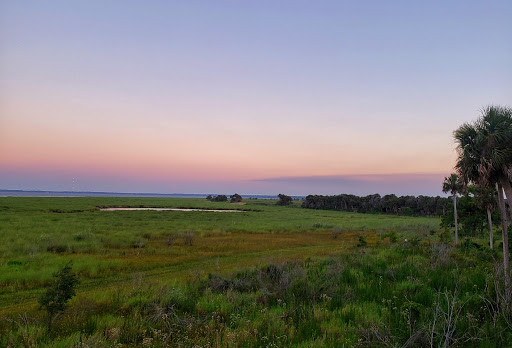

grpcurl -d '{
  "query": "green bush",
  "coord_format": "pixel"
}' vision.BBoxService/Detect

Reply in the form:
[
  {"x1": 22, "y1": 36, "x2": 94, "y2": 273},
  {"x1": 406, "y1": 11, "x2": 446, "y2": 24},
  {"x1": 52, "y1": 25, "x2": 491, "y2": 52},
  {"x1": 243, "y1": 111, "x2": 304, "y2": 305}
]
[
  {"x1": 276, "y1": 194, "x2": 293, "y2": 206},
  {"x1": 212, "y1": 195, "x2": 228, "y2": 202},
  {"x1": 357, "y1": 235, "x2": 367, "y2": 247},
  {"x1": 38, "y1": 261, "x2": 80, "y2": 331},
  {"x1": 230, "y1": 193, "x2": 243, "y2": 203}
]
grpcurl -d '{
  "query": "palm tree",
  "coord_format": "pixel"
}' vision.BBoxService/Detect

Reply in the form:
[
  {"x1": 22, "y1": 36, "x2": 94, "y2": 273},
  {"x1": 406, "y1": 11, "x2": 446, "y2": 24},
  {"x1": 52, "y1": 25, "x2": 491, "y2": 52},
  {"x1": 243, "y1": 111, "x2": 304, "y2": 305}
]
[
  {"x1": 454, "y1": 105, "x2": 512, "y2": 287},
  {"x1": 442, "y1": 173, "x2": 464, "y2": 246}
]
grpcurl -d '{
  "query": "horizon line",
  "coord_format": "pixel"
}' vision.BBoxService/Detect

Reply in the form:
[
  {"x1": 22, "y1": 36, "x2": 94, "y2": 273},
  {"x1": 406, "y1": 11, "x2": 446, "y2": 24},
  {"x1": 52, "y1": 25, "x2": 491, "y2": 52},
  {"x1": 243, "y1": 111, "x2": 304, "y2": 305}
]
[{"x1": 0, "y1": 188, "x2": 449, "y2": 198}]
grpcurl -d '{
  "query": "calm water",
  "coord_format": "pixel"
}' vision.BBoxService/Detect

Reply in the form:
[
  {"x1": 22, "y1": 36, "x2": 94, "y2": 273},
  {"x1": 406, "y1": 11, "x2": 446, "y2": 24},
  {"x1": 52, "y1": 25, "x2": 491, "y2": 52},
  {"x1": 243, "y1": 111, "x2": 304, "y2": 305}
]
[
  {"x1": 0, "y1": 190, "x2": 295, "y2": 199},
  {"x1": 100, "y1": 207, "x2": 243, "y2": 212}
]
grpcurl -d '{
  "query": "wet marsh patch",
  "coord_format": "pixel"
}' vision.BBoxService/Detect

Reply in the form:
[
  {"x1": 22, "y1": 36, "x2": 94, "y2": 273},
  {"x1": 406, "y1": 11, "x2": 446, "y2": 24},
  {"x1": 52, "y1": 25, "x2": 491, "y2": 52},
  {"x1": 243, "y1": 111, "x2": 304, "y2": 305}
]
[
  {"x1": 99, "y1": 207, "x2": 245, "y2": 212},
  {"x1": 0, "y1": 197, "x2": 439, "y2": 317}
]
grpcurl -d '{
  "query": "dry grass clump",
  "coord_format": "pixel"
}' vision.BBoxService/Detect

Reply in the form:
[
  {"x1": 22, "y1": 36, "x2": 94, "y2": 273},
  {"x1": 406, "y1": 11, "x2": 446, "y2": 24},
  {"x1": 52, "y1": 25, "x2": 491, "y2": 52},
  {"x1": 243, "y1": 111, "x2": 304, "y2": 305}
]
[
  {"x1": 166, "y1": 235, "x2": 177, "y2": 246},
  {"x1": 331, "y1": 227, "x2": 343, "y2": 239},
  {"x1": 183, "y1": 230, "x2": 195, "y2": 246}
]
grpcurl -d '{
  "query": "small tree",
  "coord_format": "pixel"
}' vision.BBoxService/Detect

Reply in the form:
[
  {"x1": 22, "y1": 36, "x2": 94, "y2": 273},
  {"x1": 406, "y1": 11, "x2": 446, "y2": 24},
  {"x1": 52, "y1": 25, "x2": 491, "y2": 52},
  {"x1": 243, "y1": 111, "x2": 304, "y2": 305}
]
[
  {"x1": 39, "y1": 261, "x2": 80, "y2": 331},
  {"x1": 230, "y1": 193, "x2": 243, "y2": 203},
  {"x1": 276, "y1": 194, "x2": 293, "y2": 206},
  {"x1": 206, "y1": 194, "x2": 212, "y2": 201},
  {"x1": 212, "y1": 195, "x2": 228, "y2": 202},
  {"x1": 442, "y1": 174, "x2": 464, "y2": 246}
]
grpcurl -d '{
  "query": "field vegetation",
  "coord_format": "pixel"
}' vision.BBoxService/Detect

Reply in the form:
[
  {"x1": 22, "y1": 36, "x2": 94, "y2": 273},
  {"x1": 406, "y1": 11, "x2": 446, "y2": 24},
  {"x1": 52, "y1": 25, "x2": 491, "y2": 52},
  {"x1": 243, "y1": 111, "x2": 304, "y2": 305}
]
[
  {"x1": 1, "y1": 196, "x2": 511, "y2": 346},
  {"x1": 302, "y1": 194, "x2": 449, "y2": 216}
]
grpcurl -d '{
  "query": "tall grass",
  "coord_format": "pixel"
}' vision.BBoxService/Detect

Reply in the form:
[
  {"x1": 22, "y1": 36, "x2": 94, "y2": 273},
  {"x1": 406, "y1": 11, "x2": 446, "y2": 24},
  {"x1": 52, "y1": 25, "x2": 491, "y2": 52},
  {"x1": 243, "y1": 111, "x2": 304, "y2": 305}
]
[
  {"x1": 2, "y1": 240, "x2": 510, "y2": 346},
  {"x1": 2, "y1": 197, "x2": 507, "y2": 346}
]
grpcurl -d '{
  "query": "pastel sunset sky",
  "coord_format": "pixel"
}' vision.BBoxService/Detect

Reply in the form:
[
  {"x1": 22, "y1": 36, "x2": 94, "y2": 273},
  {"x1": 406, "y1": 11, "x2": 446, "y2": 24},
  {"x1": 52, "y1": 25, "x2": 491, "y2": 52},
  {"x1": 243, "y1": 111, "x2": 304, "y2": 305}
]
[{"x1": 1, "y1": 0, "x2": 511, "y2": 195}]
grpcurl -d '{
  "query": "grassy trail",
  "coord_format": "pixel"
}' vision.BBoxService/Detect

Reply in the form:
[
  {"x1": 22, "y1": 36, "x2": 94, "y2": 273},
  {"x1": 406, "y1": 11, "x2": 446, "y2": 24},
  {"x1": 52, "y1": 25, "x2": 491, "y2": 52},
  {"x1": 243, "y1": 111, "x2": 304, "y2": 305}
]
[{"x1": 0, "y1": 230, "x2": 366, "y2": 316}]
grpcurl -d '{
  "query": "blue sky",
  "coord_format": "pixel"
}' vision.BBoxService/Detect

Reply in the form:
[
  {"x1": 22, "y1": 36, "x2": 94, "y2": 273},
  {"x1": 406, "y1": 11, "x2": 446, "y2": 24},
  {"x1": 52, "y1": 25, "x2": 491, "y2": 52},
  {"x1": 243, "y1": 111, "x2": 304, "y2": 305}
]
[{"x1": 1, "y1": 0, "x2": 511, "y2": 195}]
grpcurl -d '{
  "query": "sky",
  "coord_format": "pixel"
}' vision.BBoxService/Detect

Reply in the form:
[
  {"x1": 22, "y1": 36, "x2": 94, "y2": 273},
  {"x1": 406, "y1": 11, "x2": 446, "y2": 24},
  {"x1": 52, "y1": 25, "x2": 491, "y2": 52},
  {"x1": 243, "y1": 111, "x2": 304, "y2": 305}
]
[{"x1": 1, "y1": 0, "x2": 511, "y2": 196}]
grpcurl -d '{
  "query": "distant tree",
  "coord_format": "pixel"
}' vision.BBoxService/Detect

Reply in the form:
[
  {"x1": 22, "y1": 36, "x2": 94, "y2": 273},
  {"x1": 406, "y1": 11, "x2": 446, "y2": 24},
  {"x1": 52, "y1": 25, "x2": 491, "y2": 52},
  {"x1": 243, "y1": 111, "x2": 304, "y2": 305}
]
[
  {"x1": 456, "y1": 187, "x2": 487, "y2": 236},
  {"x1": 206, "y1": 195, "x2": 212, "y2": 201},
  {"x1": 212, "y1": 195, "x2": 228, "y2": 202},
  {"x1": 230, "y1": 193, "x2": 242, "y2": 203},
  {"x1": 442, "y1": 173, "x2": 464, "y2": 246},
  {"x1": 39, "y1": 261, "x2": 80, "y2": 331},
  {"x1": 302, "y1": 193, "x2": 449, "y2": 217},
  {"x1": 276, "y1": 194, "x2": 293, "y2": 206}
]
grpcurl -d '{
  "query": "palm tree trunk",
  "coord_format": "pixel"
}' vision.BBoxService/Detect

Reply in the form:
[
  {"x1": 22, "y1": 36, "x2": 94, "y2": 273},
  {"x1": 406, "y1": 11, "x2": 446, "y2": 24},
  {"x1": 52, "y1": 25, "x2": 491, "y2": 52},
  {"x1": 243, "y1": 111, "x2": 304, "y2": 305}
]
[
  {"x1": 487, "y1": 208, "x2": 493, "y2": 249},
  {"x1": 453, "y1": 194, "x2": 458, "y2": 246},
  {"x1": 501, "y1": 178, "x2": 512, "y2": 223},
  {"x1": 497, "y1": 182, "x2": 510, "y2": 290}
]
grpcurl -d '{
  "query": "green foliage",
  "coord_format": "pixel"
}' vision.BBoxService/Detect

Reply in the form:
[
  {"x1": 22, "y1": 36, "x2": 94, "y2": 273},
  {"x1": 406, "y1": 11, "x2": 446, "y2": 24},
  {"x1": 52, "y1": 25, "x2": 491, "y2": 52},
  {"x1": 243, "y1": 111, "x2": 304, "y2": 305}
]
[
  {"x1": 0, "y1": 197, "x2": 439, "y2": 292},
  {"x1": 357, "y1": 235, "x2": 367, "y2": 247},
  {"x1": 382, "y1": 231, "x2": 398, "y2": 243},
  {"x1": 438, "y1": 229, "x2": 452, "y2": 244},
  {"x1": 211, "y1": 195, "x2": 228, "y2": 202},
  {"x1": 230, "y1": 193, "x2": 243, "y2": 203},
  {"x1": 408, "y1": 236, "x2": 421, "y2": 247},
  {"x1": 440, "y1": 186, "x2": 500, "y2": 237},
  {"x1": 205, "y1": 194, "x2": 212, "y2": 201},
  {"x1": 38, "y1": 261, "x2": 80, "y2": 330},
  {"x1": 2, "y1": 234, "x2": 512, "y2": 346},
  {"x1": 454, "y1": 105, "x2": 512, "y2": 188},
  {"x1": 461, "y1": 238, "x2": 482, "y2": 252},
  {"x1": 442, "y1": 173, "x2": 464, "y2": 196},
  {"x1": 276, "y1": 193, "x2": 293, "y2": 206},
  {"x1": 0, "y1": 197, "x2": 461, "y2": 346},
  {"x1": 303, "y1": 193, "x2": 449, "y2": 216}
]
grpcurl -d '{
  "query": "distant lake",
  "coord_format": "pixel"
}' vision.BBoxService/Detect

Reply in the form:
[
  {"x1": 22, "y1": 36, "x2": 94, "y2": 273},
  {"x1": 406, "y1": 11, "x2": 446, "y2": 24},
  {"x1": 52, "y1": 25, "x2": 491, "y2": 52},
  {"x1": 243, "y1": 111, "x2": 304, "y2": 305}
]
[{"x1": 0, "y1": 190, "x2": 304, "y2": 200}]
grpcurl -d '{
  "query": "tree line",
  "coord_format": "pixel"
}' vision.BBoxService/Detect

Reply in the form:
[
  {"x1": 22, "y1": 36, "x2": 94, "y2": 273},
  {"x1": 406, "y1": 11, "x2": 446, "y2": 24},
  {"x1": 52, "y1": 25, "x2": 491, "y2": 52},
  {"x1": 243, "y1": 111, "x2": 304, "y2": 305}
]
[
  {"x1": 440, "y1": 184, "x2": 508, "y2": 238},
  {"x1": 302, "y1": 193, "x2": 449, "y2": 216}
]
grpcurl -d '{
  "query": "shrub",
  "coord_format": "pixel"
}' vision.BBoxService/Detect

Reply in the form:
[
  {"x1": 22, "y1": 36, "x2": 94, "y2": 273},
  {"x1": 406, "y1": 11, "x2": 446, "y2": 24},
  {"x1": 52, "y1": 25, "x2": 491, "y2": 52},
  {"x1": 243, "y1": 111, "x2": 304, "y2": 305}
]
[
  {"x1": 212, "y1": 195, "x2": 228, "y2": 202},
  {"x1": 357, "y1": 235, "x2": 367, "y2": 247},
  {"x1": 183, "y1": 230, "x2": 195, "y2": 245},
  {"x1": 38, "y1": 261, "x2": 80, "y2": 331},
  {"x1": 439, "y1": 229, "x2": 452, "y2": 244},
  {"x1": 409, "y1": 236, "x2": 421, "y2": 247},
  {"x1": 430, "y1": 243, "x2": 452, "y2": 268},
  {"x1": 47, "y1": 244, "x2": 67, "y2": 253},
  {"x1": 276, "y1": 194, "x2": 293, "y2": 206},
  {"x1": 230, "y1": 193, "x2": 243, "y2": 203},
  {"x1": 383, "y1": 231, "x2": 398, "y2": 243},
  {"x1": 461, "y1": 238, "x2": 482, "y2": 252},
  {"x1": 206, "y1": 195, "x2": 212, "y2": 201},
  {"x1": 332, "y1": 228, "x2": 343, "y2": 239},
  {"x1": 167, "y1": 235, "x2": 177, "y2": 246}
]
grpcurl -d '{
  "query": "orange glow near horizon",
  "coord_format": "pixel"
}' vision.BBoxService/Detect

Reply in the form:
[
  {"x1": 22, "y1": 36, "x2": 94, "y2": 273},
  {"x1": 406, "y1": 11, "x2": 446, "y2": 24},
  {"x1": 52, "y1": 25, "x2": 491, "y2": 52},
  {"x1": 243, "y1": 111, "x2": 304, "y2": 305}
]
[{"x1": 1, "y1": 105, "x2": 457, "y2": 183}]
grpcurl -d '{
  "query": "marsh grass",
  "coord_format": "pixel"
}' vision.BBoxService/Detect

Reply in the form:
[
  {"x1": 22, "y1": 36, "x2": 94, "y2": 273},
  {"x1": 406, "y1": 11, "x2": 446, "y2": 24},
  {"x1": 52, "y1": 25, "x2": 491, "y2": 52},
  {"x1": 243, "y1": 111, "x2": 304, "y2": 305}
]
[
  {"x1": 2, "y1": 197, "x2": 508, "y2": 346},
  {"x1": 0, "y1": 197, "x2": 437, "y2": 293},
  {"x1": 2, "y1": 241, "x2": 510, "y2": 347}
]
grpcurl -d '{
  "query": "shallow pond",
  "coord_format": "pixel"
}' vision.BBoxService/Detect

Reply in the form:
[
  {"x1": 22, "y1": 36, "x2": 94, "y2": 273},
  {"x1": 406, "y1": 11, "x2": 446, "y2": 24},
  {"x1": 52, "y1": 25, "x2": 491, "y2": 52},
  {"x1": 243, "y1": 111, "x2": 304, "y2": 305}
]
[{"x1": 99, "y1": 207, "x2": 243, "y2": 212}]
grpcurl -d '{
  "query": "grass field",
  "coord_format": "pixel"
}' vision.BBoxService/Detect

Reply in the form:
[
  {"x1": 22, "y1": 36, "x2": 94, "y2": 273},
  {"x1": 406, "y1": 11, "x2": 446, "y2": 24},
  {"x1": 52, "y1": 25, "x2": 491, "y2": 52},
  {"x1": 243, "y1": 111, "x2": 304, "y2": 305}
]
[{"x1": 1, "y1": 197, "x2": 510, "y2": 347}]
